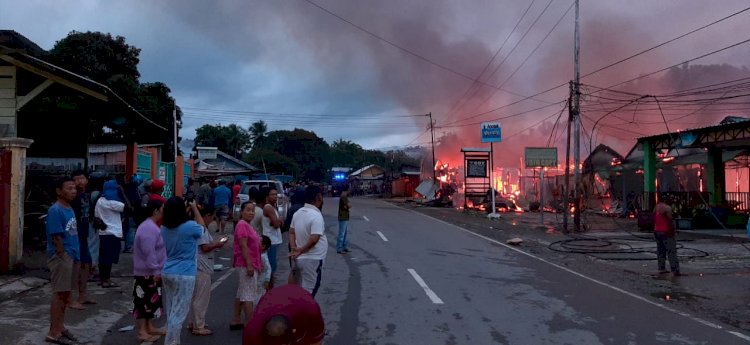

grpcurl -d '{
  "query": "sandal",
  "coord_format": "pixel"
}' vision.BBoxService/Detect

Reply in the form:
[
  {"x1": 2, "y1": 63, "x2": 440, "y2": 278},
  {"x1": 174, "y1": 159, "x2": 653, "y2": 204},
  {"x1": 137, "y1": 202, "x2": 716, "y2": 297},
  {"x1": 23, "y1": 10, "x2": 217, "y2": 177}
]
[
  {"x1": 192, "y1": 328, "x2": 214, "y2": 336},
  {"x1": 82, "y1": 300, "x2": 97, "y2": 305},
  {"x1": 137, "y1": 334, "x2": 160, "y2": 342},
  {"x1": 229, "y1": 323, "x2": 244, "y2": 331},
  {"x1": 44, "y1": 336, "x2": 74, "y2": 345}
]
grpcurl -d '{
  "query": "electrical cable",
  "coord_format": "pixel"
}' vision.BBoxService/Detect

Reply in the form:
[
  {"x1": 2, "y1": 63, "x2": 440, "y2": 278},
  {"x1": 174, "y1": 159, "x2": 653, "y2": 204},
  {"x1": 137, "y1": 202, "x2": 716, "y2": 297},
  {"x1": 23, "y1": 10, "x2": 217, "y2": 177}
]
[
  {"x1": 302, "y1": 0, "x2": 543, "y2": 101},
  {"x1": 444, "y1": 0, "x2": 539, "y2": 118}
]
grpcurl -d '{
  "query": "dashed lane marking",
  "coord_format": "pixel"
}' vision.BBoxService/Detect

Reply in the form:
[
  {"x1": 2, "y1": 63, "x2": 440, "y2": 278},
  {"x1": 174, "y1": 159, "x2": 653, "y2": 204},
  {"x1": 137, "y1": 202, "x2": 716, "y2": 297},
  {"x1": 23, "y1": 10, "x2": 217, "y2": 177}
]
[
  {"x1": 363, "y1": 216, "x2": 370, "y2": 222},
  {"x1": 376, "y1": 231, "x2": 389, "y2": 242},
  {"x1": 211, "y1": 269, "x2": 234, "y2": 291},
  {"x1": 407, "y1": 268, "x2": 444, "y2": 304},
  {"x1": 402, "y1": 205, "x2": 750, "y2": 342}
]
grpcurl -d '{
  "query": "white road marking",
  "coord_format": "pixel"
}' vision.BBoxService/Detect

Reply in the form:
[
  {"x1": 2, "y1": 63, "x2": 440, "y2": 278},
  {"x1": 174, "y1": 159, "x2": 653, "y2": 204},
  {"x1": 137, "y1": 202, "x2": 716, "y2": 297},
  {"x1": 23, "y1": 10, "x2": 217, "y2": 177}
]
[
  {"x1": 404, "y1": 206, "x2": 750, "y2": 342},
  {"x1": 730, "y1": 332, "x2": 750, "y2": 342},
  {"x1": 407, "y1": 268, "x2": 444, "y2": 304},
  {"x1": 211, "y1": 269, "x2": 234, "y2": 291},
  {"x1": 376, "y1": 231, "x2": 389, "y2": 242},
  {"x1": 363, "y1": 216, "x2": 370, "y2": 222}
]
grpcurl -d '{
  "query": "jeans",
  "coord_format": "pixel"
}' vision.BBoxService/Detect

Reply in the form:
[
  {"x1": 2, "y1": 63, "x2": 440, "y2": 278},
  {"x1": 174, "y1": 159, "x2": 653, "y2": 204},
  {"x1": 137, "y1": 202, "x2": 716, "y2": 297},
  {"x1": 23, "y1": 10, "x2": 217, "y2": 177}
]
[
  {"x1": 654, "y1": 232, "x2": 679, "y2": 272},
  {"x1": 268, "y1": 244, "x2": 280, "y2": 273},
  {"x1": 122, "y1": 217, "x2": 136, "y2": 252},
  {"x1": 337, "y1": 220, "x2": 349, "y2": 252}
]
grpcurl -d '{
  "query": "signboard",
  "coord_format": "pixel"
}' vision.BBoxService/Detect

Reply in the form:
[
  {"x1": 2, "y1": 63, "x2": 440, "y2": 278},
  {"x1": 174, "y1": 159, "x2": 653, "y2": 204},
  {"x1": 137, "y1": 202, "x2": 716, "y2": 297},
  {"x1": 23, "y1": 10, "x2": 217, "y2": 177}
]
[
  {"x1": 525, "y1": 147, "x2": 558, "y2": 167},
  {"x1": 196, "y1": 147, "x2": 218, "y2": 160},
  {"x1": 158, "y1": 166, "x2": 167, "y2": 181},
  {"x1": 481, "y1": 122, "x2": 502, "y2": 143},
  {"x1": 466, "y1": 159, "x2": 488, "y2": 177}
]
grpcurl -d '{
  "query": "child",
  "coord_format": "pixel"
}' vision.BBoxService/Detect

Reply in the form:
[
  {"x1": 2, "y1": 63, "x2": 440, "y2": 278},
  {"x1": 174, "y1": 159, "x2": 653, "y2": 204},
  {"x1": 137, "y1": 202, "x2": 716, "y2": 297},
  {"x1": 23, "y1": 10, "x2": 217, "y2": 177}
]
[{"x1": 260, "y1": 235, "x2": 272, "y2": 295}]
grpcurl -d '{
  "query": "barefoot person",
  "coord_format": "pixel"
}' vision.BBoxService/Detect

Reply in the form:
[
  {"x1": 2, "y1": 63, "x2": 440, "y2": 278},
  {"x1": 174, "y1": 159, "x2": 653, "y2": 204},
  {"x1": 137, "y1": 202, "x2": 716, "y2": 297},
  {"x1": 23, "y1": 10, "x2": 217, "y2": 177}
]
[
  {"x1": 230, "y1": 201, "x2": 262, "y2": 331},
  {"x1": 45, "y1": 177, "x2": 80, "y2": 345},
  {"x1": 133, "y1": 199, "x2": 167, "y2": 343}
]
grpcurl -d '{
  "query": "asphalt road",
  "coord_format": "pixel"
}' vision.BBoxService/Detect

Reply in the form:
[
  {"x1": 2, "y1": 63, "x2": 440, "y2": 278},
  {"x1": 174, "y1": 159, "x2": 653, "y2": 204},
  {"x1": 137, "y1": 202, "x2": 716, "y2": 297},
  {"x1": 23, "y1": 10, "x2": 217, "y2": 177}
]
[{"x1": 103, "y1": 197, "x2": 750, "y2": 345}]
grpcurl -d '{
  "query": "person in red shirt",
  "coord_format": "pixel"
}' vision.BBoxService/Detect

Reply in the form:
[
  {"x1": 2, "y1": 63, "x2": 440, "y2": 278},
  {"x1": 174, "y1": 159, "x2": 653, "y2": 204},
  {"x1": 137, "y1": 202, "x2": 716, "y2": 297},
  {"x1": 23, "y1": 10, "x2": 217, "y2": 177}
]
[
  {"x1": 233, "y1": 180, "x2": 242, "y2": 204},
  {"x1": 243, "y1": 284, "x2": 324, "y2": 345},
  {"x1": 654, "y1": 195, "x2": 680, "y2": 276}
]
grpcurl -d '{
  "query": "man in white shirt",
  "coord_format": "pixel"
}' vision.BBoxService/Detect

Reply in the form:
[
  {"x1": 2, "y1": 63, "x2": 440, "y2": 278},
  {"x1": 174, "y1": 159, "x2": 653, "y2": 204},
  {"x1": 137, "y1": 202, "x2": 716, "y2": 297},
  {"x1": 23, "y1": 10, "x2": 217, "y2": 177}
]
[{"x1": 289, "y1": 185, "x2": 328, "y2": 297}]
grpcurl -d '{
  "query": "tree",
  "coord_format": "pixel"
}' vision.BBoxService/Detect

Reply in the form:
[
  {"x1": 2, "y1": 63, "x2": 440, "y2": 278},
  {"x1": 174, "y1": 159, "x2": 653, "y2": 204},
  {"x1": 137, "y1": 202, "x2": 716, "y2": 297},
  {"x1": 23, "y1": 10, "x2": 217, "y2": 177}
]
[
  {"x1": 44, "y1": 31, "x2": 180, "y2": 147},
  {"x1": 194, "y1": 124, "x2": 251, "y2": 158},
  {"x1": 259, "y1": 129, "x2": 331, "y2": 181},
  {"x1": 243, "y1": 148, "x2": 300, "y2": 177},
  {"x1": 249, "y1": 120, "x2": 268, "y2": 148}
]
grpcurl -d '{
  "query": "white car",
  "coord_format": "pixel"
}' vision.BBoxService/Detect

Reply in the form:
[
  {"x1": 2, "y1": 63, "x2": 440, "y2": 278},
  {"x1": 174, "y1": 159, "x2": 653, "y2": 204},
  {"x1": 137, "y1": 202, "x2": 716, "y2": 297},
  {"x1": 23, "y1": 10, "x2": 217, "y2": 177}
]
[{"x1": 233, "y1": 180, "x2": 289, "y2": 221}]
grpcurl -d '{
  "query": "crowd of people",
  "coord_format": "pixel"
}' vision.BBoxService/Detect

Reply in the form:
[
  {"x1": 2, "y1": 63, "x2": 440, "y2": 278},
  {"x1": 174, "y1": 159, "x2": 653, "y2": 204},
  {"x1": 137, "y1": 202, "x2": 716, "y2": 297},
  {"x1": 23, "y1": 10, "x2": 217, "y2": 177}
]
[{"x1": 45, "y1": 172, "x2": 330, "y2": 345}]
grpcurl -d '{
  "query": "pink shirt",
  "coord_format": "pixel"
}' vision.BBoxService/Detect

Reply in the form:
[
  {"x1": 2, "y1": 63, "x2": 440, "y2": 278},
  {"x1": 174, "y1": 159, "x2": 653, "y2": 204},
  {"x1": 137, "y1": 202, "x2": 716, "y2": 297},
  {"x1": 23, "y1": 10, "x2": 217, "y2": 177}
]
[
  {"x1": 233, "y1": 220, "x2": 262, "y2": 270},
  {"x1": 654, "y1": 202, "x2": 674, "y2": 234}
]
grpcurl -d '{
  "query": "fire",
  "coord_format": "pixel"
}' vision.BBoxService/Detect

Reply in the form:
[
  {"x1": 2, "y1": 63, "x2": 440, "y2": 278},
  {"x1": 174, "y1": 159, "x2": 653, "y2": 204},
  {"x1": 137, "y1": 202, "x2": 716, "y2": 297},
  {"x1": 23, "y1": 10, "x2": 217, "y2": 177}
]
[{"x1": 439, "y1": 175, "x2": 448, "y2": 182}]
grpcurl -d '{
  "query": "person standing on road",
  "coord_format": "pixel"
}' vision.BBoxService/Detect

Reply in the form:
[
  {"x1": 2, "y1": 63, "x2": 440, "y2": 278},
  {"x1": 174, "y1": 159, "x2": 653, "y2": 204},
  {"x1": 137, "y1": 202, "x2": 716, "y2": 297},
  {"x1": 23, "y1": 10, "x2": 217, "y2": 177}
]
[
  {"x1": 242, "y1": 284, "x2": 325, "y2": 345},
  {"x1": 284, "y1": 187, "x2": 306, "y2": 277},
  {"x1": 45, "y1": 177, "x2": 81, "y2": 345},
  {"x1": 160, "y1": 198, "x2": 204, "y2": 345},
  {"x1": 233, "y1": 180, "x2": 242, "y2": 204},
  {"x1": 289, "y1": 186, "x2": 328, "y2": 297},
  {"x1": 654, "y1": 196, "x2": 680, "y2": 276},
  {"x1": 337, "y1": 187, "x2": 352, "y2": 254},
  {"x1": 261, "y1": 187, "x2": 284, "y2": 281},
  {"x1": 188, "y1": 206, "x2": 226, "y2": 336},
  {"x1": 70, "y1": 170, "x2": 95, "y2": 310},
  {"x1": 230, "y1": 201, "x2": 263, "y2": 331},
  {"x1": 251, "y1": 188, "x2": 264, "y2": 236},
  {"x1": 132, "y1": 199, "x2": 166, "y2": 343},
  {"x1": 212, "y1": 180, "x2": 233, "y2": 233},
  {"x1": 95, "y1": 179, "x2": 125, "y2": 288}
]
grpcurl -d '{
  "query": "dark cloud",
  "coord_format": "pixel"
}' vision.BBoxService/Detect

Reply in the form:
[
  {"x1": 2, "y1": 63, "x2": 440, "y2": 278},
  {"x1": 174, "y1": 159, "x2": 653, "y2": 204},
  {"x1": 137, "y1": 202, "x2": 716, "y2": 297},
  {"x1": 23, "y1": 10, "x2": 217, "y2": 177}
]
[{"x1": 2, "y1": 0, "x2": 749, "y2": 151}]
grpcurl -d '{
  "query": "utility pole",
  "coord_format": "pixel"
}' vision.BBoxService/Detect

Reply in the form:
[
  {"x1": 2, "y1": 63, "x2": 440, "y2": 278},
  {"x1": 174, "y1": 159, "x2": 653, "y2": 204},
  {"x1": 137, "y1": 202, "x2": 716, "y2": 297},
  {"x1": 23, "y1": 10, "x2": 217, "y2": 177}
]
[
  {"x1": 563, "y1": 95, "x2": 572, "y2": 233},
  {"x1": 428, "y1": 112, "x2": 436, "y2": 180},
  {"x1": 572, "y1": 0, "x2": 582, "y2": 231}
]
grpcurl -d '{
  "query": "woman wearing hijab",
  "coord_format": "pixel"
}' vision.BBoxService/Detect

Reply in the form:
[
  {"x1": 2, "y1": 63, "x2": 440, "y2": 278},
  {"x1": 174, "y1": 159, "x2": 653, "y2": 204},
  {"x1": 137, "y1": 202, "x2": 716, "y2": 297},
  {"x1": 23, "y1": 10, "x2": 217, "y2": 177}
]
[
  {"x1": 95, "y1": 179, "x2": 125, "y2": 288},
  {"x1": 160, "y1": 197, "x2": 203, "y2": 345},
  {"x1": 132, "y1": 199, "x2": 166, "y2": 343}
]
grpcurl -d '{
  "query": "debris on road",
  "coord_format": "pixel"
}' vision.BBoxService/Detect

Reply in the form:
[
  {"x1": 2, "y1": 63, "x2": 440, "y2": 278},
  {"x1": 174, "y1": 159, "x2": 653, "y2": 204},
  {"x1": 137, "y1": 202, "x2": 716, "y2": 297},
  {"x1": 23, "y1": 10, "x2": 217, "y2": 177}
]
[{"x1": 506, "y1": 238, "x2": 523, "y2": 246}]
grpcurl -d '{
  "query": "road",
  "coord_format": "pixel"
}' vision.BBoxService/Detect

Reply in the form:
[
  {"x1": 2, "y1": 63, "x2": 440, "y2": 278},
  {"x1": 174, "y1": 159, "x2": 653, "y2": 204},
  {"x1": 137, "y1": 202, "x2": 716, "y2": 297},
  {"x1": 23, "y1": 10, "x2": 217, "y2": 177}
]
[{"x1": 103, "y1": 197, "x2": 750, "y2": 344}]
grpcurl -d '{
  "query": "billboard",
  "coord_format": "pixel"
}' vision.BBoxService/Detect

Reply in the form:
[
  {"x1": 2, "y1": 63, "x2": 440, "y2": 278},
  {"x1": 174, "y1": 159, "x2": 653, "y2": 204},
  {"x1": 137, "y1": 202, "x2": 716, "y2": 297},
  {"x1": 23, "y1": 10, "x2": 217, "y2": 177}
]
[
  {"x1": 466, "y1": 159, "x2": 488, "y2": 177},
  {"x1": 480, "y1": 122, "x2": 502, "y2": 143},
  {"x1": 525, "y1": 147, "x2": 558, "y2": 168}
]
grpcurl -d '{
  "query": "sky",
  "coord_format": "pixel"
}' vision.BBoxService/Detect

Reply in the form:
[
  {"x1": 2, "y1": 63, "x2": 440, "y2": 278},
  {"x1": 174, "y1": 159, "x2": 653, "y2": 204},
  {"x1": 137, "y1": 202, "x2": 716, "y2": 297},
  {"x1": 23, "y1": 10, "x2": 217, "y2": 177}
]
[{"x1": 2, "y1": 0, "x2": 750, "y2": 153}]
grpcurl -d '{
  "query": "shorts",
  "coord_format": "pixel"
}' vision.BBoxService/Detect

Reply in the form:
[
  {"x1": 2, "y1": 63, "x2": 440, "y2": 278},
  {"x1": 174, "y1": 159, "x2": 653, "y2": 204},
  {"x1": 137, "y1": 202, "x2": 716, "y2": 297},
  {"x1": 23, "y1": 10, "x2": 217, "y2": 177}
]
[
  {"x1": 78, "y1": 220, "x2": 92, "y2": 264},
  {"x1": 236, "y1": 268, "x2": 261, "y2": 303},
  {"x1": 48, "y1": 255, "x2": 77, "y2": 293},
  {"x1": 216, "y1": 205, "x2": 230, "y2": 220}
]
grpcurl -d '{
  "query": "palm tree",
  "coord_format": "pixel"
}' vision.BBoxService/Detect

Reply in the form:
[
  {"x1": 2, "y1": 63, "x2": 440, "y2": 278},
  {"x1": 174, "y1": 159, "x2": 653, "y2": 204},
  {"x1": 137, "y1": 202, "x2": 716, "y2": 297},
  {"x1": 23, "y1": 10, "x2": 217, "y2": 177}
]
[{"x1": 249, "y1": 120, "x2": 268, "y2": 148}]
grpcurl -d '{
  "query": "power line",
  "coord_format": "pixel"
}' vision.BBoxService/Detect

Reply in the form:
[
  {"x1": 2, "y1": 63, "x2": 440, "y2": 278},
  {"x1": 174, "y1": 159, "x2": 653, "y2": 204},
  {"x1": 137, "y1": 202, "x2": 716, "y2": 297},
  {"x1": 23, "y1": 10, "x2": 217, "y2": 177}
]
[
  {"x1": 181, "y1": 106, "x2": 425, "y2": 118},
  {"x1": 437, "y1": 100, "x2": 566, "y2": 128},
  {"x1": 442, "y1": 7, "x2": 750, "y2": 127},
  {"x1": 581, "y1": 5, "x2": 750, "y2": 80},
  {"x1": 444, "y1": 0, "x2": 539, "y2": 118},
  {"x1": 455, "y1": 0, "x2": 573, "y2": 119},
  {"x1": 302, "y1": 0, "x2": 544, "y2": 101}
]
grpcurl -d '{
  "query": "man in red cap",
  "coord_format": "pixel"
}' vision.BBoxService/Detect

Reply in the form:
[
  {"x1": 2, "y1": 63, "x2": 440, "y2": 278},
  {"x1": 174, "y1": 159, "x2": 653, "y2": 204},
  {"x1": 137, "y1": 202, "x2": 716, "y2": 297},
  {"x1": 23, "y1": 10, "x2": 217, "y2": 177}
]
[
  {"x1": 243, "y1": 284, "x2": 324, "y2": 345},
  {"x1": 148, "y1": 179, "x2": 166, "y2": 203}
]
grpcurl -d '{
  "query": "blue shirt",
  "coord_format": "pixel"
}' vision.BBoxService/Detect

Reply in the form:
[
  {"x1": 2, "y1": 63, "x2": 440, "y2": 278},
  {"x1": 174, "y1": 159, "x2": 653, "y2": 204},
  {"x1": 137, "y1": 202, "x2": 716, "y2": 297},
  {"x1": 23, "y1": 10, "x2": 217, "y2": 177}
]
[
  {"x1": 46, "y1": 202, "x2": 79, "y2": 260},
  {"x1": 213, "y1": 186, "x2": 232, "y2": 207},
  {"x1": 160, "y1": 221, "x2": 203, "y2": 276}
]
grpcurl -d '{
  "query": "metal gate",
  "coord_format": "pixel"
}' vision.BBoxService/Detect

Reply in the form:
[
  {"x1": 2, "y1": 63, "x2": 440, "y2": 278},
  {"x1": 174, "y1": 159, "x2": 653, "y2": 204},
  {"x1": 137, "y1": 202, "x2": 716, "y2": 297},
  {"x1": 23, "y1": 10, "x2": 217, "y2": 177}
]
[
  {"x1": 158, "y1": 162, "x2": 175, "y2": 198},
  {"x1": 137, "y1": 150, "x2": 152, "y2": 181},
  {"x1": 0, "y1": 149, "x2": 12, "y2": 272}
]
